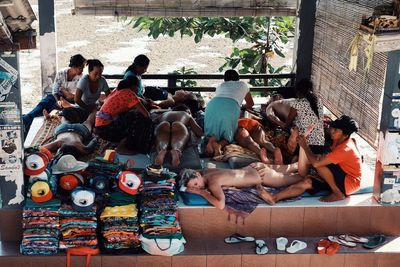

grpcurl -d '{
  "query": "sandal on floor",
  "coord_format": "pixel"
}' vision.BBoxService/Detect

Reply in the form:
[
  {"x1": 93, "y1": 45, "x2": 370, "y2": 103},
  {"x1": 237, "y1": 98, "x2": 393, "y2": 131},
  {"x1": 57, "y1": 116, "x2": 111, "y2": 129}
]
[
  {"x1": 328, "y1": 235, "x2": 357, "y2": 247},
  {"x1": 224, "y1": 233, "x2": 255, "y2": 244},
  {"x1": 362, "y1": 234, "x2": 387, "y2": 249},
  {"x1": 339, "y1": 234, "x2": 368, "y2": 244},
  {"x1": 286, "y1": 240, "x2": 307, "y2": 254},
  {"x1": 276, "y1": 237, "x2": 288, "y2": 251},
  {"x1": 326, "y1": 242, "x2": 341, "y2": 256},
  {"x1": 317, "y1": 239, "x2": 331, "y2": 254},
  {"x1": 255, "y1": 240, "x2": 268, "y2": 255}
]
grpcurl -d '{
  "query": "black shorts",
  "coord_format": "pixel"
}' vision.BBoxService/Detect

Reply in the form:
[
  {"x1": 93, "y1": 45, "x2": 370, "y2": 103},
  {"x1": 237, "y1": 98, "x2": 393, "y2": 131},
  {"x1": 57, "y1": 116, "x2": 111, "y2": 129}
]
[
  {"x1": 309, "y1": 145, "x2": 330, "y2": 154},
  {"x1": 143, "y1": 86, "x2": 168, "y2": 101},
  {"x1": 95, "y1": 111, "x2": 141, "y2": 142},
  {"x1": 307, "y1": 164, "x2": 347, "y2": 196}
]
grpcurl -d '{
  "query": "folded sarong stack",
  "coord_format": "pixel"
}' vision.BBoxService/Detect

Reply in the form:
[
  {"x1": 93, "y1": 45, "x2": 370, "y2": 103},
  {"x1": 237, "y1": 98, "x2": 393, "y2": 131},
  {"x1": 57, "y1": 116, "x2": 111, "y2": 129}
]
[
  {"x1": 59, "y1": 204, "x2": 97, "y2": 249},
  {"x1": 140, "y1": 180, "x2": 182, "y2": 239},
  {"x1": 100, "y1": 203, "x2": 140, "y2": 251},
  {"x1": 20, "y1": 199, "x2": 61, "y2": 255}
]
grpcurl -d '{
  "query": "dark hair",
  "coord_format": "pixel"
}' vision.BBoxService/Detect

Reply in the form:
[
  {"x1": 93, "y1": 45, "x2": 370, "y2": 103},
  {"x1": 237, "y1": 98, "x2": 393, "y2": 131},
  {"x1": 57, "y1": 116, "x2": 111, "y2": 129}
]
[
  {"x1": 330, "y1": 115, "x2": 359, "y2": 136},
  {"x1": 69, "y1": 54, "x2": 86, "y2": 68},
  {"x1": 224, "y1": 69, "x2": 240, "y2": 81},
  {"x1": 295, "y1": 78, "x2": 320, "y2": 118},
  {"x1": 57, "y1": 144, "x2": 82, "y2": 159},
  {"x1": 87, "y1": 59, "x2": 104, "y2": 72},
  {"x1": 126, "y1": 54, "x2": 150, "y2": 73},
  {"x1": 117, "y1": 76, "x2": 139, "y2": 90},
  {"x1": 179, "y1": 169, "x2": 198, "y2": 188}
]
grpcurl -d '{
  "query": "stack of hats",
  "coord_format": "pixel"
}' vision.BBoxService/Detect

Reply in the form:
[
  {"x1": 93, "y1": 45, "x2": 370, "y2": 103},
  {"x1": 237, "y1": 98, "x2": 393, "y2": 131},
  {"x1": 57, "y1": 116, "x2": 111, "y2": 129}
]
[
  {"x1": 59, "y1": 188, "x2": 98, "y2": 249},
  {"x1": 140, "y1": 179, "x2": 182, "y2": 239},
  {"x1": 20, "y1": 198, "x2": 61, "y2": 255},
  {"x1": 100, "y1": 204, "x2": 140, "y2": 251}
]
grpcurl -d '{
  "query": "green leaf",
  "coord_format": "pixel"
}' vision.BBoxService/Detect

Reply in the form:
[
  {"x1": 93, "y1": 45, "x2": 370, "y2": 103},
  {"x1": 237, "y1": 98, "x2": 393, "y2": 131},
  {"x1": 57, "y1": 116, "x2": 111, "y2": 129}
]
[{"x1": 274, "y1": 48, "x2": 285, "y2": 58}]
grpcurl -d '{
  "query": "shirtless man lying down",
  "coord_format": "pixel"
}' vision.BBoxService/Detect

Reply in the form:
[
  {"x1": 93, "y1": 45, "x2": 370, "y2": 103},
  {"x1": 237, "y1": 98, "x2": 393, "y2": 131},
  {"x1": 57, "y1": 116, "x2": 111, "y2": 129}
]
[{"x1": 180, "y1": 164, "x2": 302, "y2": 209}]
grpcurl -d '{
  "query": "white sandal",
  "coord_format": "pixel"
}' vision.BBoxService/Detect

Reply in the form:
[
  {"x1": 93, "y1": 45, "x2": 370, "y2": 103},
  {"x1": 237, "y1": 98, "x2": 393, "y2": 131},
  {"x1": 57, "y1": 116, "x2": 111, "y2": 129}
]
[{"x1": 286, "y1": 240, "x2": 307, "y2": 253}]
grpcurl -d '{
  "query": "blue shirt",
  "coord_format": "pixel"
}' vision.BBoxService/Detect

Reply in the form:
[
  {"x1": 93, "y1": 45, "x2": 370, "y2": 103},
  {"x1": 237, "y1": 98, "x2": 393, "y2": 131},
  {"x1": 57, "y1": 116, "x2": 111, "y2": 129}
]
[{"x1": 124, "y1": 70, "x2": 143, "y2": 97}]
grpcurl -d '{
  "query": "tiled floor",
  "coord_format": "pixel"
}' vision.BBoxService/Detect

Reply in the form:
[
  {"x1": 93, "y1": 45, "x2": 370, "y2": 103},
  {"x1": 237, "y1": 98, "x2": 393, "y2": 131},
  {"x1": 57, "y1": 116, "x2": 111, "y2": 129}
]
[{"x1": 1, "y1": 237, "x2": 399, "y2": 267}]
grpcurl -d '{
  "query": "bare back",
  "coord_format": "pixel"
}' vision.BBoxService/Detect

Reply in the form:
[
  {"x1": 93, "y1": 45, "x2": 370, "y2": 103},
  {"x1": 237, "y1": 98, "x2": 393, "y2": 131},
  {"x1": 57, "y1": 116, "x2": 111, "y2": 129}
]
[
  {"x1": 203, "y1": 166, "x2": 262, "y2": 189},
  {"x1": 160, "y1": 111, "x2": 191, "y2": 125}
]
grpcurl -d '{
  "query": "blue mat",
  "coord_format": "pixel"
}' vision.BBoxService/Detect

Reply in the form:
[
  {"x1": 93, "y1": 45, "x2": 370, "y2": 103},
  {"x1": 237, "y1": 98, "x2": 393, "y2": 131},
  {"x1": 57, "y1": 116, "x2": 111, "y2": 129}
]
[{"x1": 179, "y1": 185, "x2": 374, "y2": 206}]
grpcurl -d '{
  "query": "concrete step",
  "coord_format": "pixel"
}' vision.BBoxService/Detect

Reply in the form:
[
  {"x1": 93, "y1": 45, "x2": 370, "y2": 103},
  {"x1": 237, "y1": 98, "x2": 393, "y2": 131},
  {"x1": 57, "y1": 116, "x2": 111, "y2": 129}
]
[{"x1": 1, "y1": 237, "x2": 400, "y2": 267}]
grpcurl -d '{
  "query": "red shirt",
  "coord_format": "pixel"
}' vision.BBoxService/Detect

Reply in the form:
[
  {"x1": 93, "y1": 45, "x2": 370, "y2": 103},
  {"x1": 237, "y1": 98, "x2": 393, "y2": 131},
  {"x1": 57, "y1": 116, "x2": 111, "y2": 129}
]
[
  {"x1": 95, "y1": 89, "x2": 140, "y2": 127},
  {"x1": 326, "y1": 138, "x2": 362, "y2": 195}
]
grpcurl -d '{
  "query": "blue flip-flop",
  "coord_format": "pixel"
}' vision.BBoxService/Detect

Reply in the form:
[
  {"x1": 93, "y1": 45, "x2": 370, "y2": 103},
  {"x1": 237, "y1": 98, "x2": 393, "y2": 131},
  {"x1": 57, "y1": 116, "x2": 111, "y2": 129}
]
[
  {"x1": 362, "y1": 234, "x2": 387, "y2": 249},
  {"x1": 224, "y1": 233, "x2": 255, "y2": 244}
]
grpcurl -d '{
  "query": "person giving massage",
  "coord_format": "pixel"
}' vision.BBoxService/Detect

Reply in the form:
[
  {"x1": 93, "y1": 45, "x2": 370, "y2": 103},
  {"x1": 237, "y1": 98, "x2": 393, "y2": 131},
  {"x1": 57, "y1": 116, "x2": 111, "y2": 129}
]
[{"x1": 180, "y1": 164, "x2": 304, "y2": 210}]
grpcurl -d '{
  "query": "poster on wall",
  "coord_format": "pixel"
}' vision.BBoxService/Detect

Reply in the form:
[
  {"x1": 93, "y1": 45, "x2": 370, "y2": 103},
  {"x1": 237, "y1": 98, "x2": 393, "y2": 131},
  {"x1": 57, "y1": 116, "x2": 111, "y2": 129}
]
[{"x1": 0, "y1": 52, "x2": 24, "y2": 208}]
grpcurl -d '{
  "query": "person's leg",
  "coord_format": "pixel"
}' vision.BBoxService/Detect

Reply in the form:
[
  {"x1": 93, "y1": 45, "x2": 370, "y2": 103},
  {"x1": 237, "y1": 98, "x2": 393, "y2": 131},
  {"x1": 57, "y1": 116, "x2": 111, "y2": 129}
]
[
  {"x1": 257, "y1": 177, "x2": 312, "y2": 205},
  {"x1": 42, "y1": 139, "x2": 64, "y2": 154},
  {"x1": 82, "y1": 110, "x2": 97, "y2": 132},
  {"x1": 154, "y1": 121, "x2": 171, "y2": 165},
  {"x1": 170, "y1": 121, "x2": 190, "y2": 167},
  {"x1": 205, "y1": 136, "x2": 217, "y2": 156},
  {"x1": 251, "y1": 161, "x2": 298, "y2": 174},
  {"x1": 23, "y1": 95, "x2": 57, "y2": 137},
  {"x1": 249, "y1": 126, "x2": 283, "y2": 164},
  {"x1": 297, "y1": 147, "x2": 312, "y2": 177},
  {"x1": 235, "y1": 127, "x2": 269, "y2": 163},
  {"x1": 315, "y1": 165, "x2": 346, "y2": 202},
  {"x1": 260, "y1": 166, "x2": 304, "y2": 188}
]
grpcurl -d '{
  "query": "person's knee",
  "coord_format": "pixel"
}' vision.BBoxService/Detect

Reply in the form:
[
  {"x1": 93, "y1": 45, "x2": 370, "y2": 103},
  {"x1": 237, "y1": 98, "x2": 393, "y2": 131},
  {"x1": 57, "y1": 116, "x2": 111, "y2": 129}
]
[{"x1": 300, "y1": 177, "x2": 313, "y2": 190}]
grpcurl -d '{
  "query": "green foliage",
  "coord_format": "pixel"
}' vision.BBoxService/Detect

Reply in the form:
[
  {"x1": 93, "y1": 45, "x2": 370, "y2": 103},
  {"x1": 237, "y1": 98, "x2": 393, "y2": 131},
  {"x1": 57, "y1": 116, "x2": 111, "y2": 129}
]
[
  {"x1": 124, "y1": 16, "x2": 295, "y2": 85},
  {"x1": 172, "y1": 67, "x2": 198, "y2": 87}
]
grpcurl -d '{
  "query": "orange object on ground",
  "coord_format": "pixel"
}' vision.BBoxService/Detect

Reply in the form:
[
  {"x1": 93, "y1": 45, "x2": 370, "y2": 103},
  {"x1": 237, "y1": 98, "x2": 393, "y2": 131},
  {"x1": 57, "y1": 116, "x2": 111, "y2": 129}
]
[
  {"x1": 317, "y1": 239, "x2": 330, "y2": 254},
  {"x1": 326, "y1": 242, "x2": 341, "y2": 256},
  {"x1": 238, "y1": 118, "x2": 262, "y2": 132}
]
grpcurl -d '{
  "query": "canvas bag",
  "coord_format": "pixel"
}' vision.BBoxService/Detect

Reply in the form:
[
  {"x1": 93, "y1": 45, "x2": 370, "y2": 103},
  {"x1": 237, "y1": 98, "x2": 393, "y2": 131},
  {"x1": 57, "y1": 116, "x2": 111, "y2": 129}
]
[{"x1": 140, "y1": 235, "x2": 186, "y2": 256}]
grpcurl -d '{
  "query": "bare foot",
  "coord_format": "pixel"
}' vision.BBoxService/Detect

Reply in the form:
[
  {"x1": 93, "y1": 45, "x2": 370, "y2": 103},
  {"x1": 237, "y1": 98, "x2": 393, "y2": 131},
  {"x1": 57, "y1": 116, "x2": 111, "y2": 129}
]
[
  {"x1": 154, "y1": 149, "x2": 167, "y2": 166},
  {"x1": 260, "y1": 148, "x2": 270, "y2": 164},
  {"x1": 273, "y1": 147, "x2": 283, "y2": 165},
  {"x1": 319, "y1": 192, "x2": 345, "y2": 202},
  {"x1": 213, "y1": 142, "x2": 223, "y2": 157},
  {"x1": 287, "y1": 127, "x2": 299, "y2": 154},
  {"x1": 58, "y1": 97, "x2": 73, "y2": 109},
  {"x1": 170, "y1": 149, "x2": 181, "y2": 167},
  {"x1": 205, "y1": 138, "x2": 215, "y2": 156},
  {"x1": 256, "y1": 184, "x2": 276, "y2": 205},
  {"x1": 43, "y1": 109, "x2": 50, "y2": 120}
]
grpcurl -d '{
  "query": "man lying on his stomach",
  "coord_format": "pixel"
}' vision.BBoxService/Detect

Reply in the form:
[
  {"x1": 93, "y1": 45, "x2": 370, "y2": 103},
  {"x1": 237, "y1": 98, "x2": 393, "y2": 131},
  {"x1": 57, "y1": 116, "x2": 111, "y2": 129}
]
[{"x1": 180, "y1": 162, "x2": 303, "y2": 209}]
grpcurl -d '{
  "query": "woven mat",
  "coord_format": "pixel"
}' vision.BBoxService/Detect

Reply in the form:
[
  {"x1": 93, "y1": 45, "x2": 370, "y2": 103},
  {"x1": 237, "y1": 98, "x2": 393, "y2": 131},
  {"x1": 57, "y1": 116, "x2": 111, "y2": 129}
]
[{"x1": 30, "y1": 119, "x2": 60, "y2": 147}]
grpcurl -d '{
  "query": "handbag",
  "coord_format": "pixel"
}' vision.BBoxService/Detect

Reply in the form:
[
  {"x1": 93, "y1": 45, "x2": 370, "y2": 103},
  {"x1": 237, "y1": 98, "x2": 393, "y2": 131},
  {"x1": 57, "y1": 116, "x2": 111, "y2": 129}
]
[
  {"x1": 140, "y1": 234, "x2": 186, "y2": 256},
  {"x1": 66, "y1": 247, "x2": 100, "y2": 267}
]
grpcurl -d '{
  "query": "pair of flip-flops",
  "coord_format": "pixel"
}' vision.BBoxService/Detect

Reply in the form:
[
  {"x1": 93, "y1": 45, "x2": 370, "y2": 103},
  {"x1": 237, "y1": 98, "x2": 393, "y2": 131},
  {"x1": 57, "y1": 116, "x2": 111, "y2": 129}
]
[
  {"x1": 224, "y1": 234, "x2": 268, "y2": 255},
  {"x1": 328, "y1": 234, "x2": 369, "y2": 247},
  {"x1": 276, "y1": 237, "x2": 307, "y2": 253},
  {"x1": 317, "y1": 239, "x2": 341, "y2": 255}
]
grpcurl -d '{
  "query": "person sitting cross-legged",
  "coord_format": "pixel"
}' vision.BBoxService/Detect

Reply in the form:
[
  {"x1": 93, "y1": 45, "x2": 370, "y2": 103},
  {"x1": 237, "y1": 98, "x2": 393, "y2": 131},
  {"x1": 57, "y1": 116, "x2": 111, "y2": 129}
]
[{"x1": 256, "y1": 115, "x2": 361, "y2": 204}]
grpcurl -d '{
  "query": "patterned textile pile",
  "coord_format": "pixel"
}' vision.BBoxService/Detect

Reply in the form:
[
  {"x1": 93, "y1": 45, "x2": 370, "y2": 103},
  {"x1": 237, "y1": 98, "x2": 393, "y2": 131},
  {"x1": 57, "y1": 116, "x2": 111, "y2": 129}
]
[
  {"x1": 100, "y1": 203, "x2": 140, "y2": 251},
  {"x1": 20, "y1": 199, "x2": 61, "y2": 255},
  {"x1": 59, "y1": 205, "x2": 98, "y2": 249},
  {"x1": 140, "y1": 180, "x2": 182, "y2": 239}
]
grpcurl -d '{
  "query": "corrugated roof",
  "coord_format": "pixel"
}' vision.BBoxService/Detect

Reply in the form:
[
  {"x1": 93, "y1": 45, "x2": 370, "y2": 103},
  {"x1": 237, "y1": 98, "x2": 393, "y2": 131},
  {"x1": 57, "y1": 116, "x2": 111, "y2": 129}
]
[
  {"x1": 72, "y1": 0, "x2": 298, "y2": 17},
  {"x1": 0, "y1": 0, "x2": 36, "y2": 47}
]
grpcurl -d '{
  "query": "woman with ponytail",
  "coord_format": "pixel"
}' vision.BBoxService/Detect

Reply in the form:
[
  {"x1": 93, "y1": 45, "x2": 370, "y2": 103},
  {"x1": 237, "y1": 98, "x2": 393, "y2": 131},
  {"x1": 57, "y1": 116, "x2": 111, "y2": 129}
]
[{"x1": 286, "y1": 78, "x2": 325, "y2": 176}]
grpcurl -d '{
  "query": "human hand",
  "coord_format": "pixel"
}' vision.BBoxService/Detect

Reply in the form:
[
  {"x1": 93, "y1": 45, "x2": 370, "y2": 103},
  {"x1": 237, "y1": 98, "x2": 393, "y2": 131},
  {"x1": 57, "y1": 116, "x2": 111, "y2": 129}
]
[
  {"x1": 187, "y1": 187, "x2": 204, "y2": 195},
  {"x1": 296, "y1": 135, "x2": 308, "y2": 148}
]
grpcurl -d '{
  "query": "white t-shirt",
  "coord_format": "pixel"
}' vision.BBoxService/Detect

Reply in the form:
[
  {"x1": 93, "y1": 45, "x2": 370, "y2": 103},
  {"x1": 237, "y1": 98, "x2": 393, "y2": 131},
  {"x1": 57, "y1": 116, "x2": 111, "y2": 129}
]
[
  {"x1": 52, "y1": 69, "x2": 82, "y2": 96},
  {"x1": 77, "y1": 75, "x2": 109, "y2": 106},
  {"x1": 288, "y1": 98, "x2": 325, "y2": 146},
  {"x1": 215, "y1": 80, "x2": 250, "y2": 106}
]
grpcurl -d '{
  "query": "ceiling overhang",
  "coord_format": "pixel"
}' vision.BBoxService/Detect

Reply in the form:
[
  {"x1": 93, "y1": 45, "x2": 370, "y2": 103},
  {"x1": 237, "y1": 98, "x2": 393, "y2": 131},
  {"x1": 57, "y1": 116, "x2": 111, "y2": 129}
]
[{"x1": 72, "y1": 0, "x2": 298, "y2": 17}]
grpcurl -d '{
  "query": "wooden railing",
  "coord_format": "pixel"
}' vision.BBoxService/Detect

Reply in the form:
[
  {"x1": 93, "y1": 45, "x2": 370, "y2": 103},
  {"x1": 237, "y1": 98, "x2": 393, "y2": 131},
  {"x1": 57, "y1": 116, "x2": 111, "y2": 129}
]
[{"x1": 103, "y1": 73, "x2": 296, "y2": 96}]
